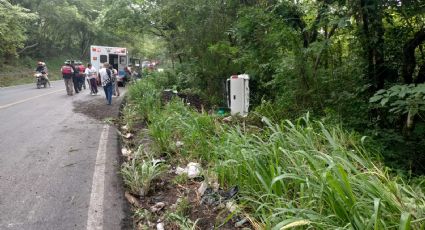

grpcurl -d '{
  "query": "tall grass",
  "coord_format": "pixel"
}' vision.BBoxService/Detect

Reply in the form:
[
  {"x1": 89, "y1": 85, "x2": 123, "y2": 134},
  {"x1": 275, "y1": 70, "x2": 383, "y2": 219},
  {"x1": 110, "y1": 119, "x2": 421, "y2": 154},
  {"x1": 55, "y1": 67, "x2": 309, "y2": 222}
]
[
  {"x1": 121, "y1": 147, "x2": 167, "y2": 196},
  {"x1": 125, "y1": 78, "x2": 425, "y2": 229},
  {"x1": 214, "y1": 116, "x2": 425, "y2": 229},
  {"x1": 148, "y1": 99, "x2": 219, "y2": 161},
  {"x1": 126, "y1": 78, "x2": 161, "y2": 121}
]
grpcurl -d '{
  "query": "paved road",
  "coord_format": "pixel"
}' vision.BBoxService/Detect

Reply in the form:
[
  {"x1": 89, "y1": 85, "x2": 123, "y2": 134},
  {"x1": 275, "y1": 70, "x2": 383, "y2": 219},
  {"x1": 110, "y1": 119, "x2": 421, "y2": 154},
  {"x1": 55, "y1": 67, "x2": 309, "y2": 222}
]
[{"x1": 0, "y1": 81, "x2": 130, "y2": 230}]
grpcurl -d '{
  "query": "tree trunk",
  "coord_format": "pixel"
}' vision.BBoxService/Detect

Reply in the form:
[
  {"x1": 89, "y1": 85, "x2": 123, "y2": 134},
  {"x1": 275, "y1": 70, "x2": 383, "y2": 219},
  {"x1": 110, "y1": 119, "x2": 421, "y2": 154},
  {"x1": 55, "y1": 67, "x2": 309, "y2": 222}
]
[
  {"x1": 402, "y1": 28, "x2": 425, "y2": 84},
  {"x1": 360, "y1": 0, "x2": 386, "y2": 91},
  {"x1": 416, "y1": 61, "x2": 425, "y2": 84}
]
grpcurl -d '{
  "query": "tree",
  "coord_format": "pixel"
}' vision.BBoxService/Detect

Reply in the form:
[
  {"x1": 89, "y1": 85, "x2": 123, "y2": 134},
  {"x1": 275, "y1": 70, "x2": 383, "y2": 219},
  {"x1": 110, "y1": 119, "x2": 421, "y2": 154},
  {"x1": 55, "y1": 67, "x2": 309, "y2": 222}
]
[{"x1": 0, "y1": 0, "x2": 37, "y2": 63}]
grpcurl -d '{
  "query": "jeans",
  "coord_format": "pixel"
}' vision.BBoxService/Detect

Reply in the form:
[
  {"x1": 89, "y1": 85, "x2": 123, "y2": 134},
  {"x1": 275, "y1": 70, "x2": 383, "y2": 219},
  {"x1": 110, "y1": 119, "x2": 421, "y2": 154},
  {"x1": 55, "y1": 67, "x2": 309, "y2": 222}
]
[
  {"x1": 103, "y1": 83, "x2": 113, "y2": 104},
  {"x1": 89, "y1": 78, "x2": 98, "y2": 94},
  {"x1": 73, "y1": 76, "x2": 80, "y2": 92}
]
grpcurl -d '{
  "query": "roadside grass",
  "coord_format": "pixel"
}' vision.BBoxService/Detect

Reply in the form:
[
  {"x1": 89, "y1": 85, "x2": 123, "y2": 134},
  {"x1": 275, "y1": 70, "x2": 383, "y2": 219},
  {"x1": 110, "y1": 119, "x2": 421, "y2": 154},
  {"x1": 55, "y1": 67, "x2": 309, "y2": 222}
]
[
  {"x1": 121, "y1": 146, "x2": 168, "y2": 197},
  {"x1": 122, "y1": 77, "x2": 425, "y2": 229}
]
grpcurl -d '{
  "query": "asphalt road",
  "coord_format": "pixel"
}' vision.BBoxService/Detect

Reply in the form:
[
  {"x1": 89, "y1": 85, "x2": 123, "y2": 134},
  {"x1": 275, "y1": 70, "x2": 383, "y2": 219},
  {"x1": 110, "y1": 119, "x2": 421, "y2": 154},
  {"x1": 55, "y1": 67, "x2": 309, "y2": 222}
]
[{"x1": 0, "y1": 80, "x2": 131, "y2": 230}]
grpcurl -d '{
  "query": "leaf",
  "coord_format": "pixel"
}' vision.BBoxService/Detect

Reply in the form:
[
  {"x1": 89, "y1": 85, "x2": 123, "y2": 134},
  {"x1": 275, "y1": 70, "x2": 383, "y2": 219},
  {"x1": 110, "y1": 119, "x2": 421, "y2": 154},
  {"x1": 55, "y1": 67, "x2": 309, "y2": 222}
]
[
  {"x1": 381, "y1": 97, "x2": 389, "y2": 106},
  {"x1": 399, "y1": 90, "x2": 407, "y2": 98},
  {"x1": 375, "y1": 89, "x2": 387, "y2": 95},
  {"x1": 370, "y1": 95, "x2": 383, "y2": 103},
  {"x1": 272, "y1": 219, "x2": 311, "y2": 230},
  {"x1": 373, "y1": 198, "x2": 381, "y2": 230},
  {"x1": 399, "y1": 212, "x2": 411, "y2": 230}
]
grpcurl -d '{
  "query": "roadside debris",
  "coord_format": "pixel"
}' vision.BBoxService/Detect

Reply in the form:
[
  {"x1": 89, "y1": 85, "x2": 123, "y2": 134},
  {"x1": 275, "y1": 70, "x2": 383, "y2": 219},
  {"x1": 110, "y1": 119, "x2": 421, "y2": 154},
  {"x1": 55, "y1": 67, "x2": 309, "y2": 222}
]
[
  {"x1": 201, "y1": 186, "x2": 239, "y2": 206},
  {"x1": 125, "y1": 191, "x2": 141, "y2": 208},
  {"x1": 150, "y1": 202, "x2": 166, "y2": 213},
  {"x1": 175, "y1": 162, "x2": 202, "y2": 179},
  {"x1": 197, "y1": 181, "x2": 208, "y2": 196},
  {"x1": 121, "y1": 148, "x2": 131, "y2": 157},
  {"x1": 175, "y1": 140, "x2": 184, "y2": 148},
  {"x1": 156, "y1": 222, "x2": 165, "y2": 230},
  {"x1": 235, "y1": 218, "x2": 248, "y2": 228}
]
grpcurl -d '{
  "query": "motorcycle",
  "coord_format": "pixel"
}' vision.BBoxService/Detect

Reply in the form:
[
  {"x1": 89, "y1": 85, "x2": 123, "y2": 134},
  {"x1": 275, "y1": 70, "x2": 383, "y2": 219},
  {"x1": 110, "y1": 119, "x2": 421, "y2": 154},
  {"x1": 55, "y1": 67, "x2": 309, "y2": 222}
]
[{"x1": 34, "y1": 72, "x2": 48, "y2": 89}]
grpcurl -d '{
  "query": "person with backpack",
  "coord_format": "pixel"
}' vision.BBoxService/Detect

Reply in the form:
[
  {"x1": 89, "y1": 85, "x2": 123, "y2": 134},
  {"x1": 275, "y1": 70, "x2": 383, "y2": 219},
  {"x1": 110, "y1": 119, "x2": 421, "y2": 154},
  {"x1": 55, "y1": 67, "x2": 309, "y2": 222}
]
[
  {"x1": 109, "y1": 65, "x2": 120, "y2": 97},
  {"x1": 77, "y1": 61, "x2": 86, "y2": 91},
  {"x1": 61, "y1": 60, "x2": 74, "y2": 95},
  {"x1": 70, "y1": 60, "x2": 80, "y2": 93},
  {"x1": 98, "y1": 63, "x2": 113, "y2": 105},
  {"x1": 85, "y1": 63, "x2": 98, "y2": 95}
]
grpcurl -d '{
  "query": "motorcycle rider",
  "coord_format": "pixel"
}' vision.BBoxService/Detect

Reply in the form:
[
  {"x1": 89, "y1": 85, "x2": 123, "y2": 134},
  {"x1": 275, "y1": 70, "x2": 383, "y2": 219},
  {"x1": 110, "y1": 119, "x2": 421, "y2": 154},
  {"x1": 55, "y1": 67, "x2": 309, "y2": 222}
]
[{"x1": 35, "y1": 61, "x2": 51, "y2": 87}]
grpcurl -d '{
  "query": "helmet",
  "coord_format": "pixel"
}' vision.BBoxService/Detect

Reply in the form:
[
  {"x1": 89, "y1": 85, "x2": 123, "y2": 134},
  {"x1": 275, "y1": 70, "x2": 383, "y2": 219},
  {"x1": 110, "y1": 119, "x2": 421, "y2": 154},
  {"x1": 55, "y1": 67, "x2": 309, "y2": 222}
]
[
  {"x1": 38, "y1": 61, "x2": 43, "y2": 65},
  {"x1": 65, "y1": 60, "x2": 70, "y2": 65},
  {"x1": 41, "y1": 62, "x2": 46, "y2": 66}
]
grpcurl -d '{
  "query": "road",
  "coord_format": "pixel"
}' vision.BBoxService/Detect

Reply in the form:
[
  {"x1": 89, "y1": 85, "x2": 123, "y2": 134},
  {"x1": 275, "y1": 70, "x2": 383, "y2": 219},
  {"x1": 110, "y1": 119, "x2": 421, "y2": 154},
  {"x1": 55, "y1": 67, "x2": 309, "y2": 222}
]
[{"x1": 0, "y1": 81, "x2": 131, "y2": 230}]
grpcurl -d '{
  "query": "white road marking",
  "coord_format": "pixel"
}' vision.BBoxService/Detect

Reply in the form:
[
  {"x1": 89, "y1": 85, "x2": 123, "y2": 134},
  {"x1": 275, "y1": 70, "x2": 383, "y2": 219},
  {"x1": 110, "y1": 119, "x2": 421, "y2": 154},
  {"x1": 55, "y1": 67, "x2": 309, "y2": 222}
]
[
  {"x1": 86, "y1": 125, "x2": 109, "y2": 230},
  {"x1": 0, "y1": 89, "x2": 63, "y2": 109}
]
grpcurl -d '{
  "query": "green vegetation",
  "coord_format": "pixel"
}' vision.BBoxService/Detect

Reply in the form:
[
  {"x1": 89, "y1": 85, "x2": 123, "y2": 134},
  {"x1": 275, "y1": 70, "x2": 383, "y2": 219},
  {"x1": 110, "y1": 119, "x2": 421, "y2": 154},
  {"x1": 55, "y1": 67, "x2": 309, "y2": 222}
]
[
  {"x1": 3, "y1": 0, "x2": 425, "y2": 227},
  {"x1": 122, "y1": 77, "x2": 425, "y2": 229},
  {"x1": 121, "y1": 146, "x2": 168, "y2": 196}
]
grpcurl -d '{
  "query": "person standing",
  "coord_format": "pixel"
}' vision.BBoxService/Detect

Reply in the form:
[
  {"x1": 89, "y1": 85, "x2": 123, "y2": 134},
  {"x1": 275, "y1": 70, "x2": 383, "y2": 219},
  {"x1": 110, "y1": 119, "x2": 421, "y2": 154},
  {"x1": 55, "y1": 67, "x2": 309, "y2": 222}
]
[
  {"x1": 71, "y1": 60, "x2": 80, "y2": 93},
  {"x1": 109, "y1": 65, "x2": 120, "y2": 97},
  {"x1": 98, "y1": 63, "x2": 113, "y2": 105},
  {"x1": 85, "y1": 63, "x2": 98, "y2": 95},
  {"x1": 124, "y1": 65, "x2": 132, "y2": 83},
  {"x1": 77, "y1": 61, "x2": 86, "y2": 90},
  {"x1": 61, "y1": 60, "x2": 74, "y2": 95}
]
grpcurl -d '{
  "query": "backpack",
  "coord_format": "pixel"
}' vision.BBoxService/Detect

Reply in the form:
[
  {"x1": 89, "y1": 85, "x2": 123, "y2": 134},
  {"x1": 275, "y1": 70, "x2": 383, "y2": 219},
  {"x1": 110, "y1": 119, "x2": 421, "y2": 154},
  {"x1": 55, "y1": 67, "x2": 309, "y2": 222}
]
[
  {"x1": 62, "y1": 66, "x2": 72, "y2": 75},
  {"x1": 79, "y1": 65, "x2": 86, "y2": 74}
]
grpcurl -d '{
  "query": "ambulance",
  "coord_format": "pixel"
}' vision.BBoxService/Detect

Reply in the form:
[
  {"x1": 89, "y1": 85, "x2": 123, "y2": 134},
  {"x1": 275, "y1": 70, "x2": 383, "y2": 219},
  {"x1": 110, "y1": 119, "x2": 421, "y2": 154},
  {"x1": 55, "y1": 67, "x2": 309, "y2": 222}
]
[{"x1": 90, "y1": 45, "x2": 129, "y2": 84}]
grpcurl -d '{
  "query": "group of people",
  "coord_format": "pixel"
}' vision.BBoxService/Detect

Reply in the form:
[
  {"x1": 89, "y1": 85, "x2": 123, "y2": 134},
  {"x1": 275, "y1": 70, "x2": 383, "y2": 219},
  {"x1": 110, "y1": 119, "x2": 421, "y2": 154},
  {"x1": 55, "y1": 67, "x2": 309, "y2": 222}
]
[{"x1": 61, "y1": 60, "x2": 120, "y2": 105}]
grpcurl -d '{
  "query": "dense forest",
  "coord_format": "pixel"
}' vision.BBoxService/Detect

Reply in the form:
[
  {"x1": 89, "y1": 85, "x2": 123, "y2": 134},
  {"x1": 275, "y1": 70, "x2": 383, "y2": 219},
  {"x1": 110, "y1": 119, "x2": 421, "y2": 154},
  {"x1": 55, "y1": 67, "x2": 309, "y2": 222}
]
[{"x1": 2, "y1": 0, "x2": 425, "y2": 175}]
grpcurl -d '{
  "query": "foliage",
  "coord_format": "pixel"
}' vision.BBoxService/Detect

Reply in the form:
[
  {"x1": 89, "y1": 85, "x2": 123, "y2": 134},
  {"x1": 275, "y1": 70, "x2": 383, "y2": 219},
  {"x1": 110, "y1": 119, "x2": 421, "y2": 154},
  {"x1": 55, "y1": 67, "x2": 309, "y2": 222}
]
[
  {"x1": 174, "y1": 197, "x2": 191, "y2": 217},
  {"x1": 126, "y1": 77, "x2": 425, "y2": 228},
  {"x1": 166, "y1": 212, "x2": 198, "y2": 230},
  {"x1": 172, "y1": 173, "x2": 189, "y2": 185},
  {"x1": 370, "y1": 84, "x2": 425, "y2": 122},
  {"x1": 214, "y1": 116, "x2": 425, "y2": 228},
  {"x1": 126, "y1": 77, "x2": 161, "y2": 121},
  {"x1": 121, "y1": 148, "x2": 167, "y2": 196},
  {"x1": 121, "y1": 105, "x2": 140, "y2": 133},
  {"x1": 0, "y1": 0, "x2": 37, "y2": 63},
  {"x1": 369, "y1": 83, "x2": 425, "y2": 173}
]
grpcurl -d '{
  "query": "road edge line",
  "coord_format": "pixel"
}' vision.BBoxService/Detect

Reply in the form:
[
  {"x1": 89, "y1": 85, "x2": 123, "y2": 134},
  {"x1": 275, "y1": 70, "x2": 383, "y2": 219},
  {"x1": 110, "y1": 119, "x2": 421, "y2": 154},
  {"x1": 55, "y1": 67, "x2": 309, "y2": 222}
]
[{"x1": 86, "y1": 124, "x2": 109, "y2": 230}]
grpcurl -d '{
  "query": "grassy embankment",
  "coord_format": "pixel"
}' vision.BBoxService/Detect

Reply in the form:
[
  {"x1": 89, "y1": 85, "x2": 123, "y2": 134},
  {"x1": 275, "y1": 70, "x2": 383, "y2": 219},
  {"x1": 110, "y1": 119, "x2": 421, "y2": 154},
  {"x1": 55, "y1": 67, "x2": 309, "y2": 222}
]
[
  {"x1": 120, "y1": 73, "x2": 425, "y2": 229},
  {"x1": 0, "y1": 57, "x2": 72, "y2": 87}
]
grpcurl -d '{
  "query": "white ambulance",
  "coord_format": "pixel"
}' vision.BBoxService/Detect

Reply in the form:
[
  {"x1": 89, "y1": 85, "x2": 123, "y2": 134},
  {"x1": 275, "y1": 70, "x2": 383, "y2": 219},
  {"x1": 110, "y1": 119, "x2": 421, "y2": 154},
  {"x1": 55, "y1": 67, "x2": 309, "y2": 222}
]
[{"x1": 90, "y1": 45, "x2": 129, "y2": 85}]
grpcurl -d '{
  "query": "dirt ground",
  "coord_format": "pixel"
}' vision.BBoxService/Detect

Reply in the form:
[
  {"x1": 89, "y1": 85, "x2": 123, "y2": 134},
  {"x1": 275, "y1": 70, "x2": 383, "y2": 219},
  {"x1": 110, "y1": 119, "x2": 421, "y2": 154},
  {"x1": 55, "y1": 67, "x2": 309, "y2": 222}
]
[
  {"x1": 131, "y1": 172, "x2": 247, "y2": 230},
  {"x1": 72, "y1": 94, "x2": 125, "y2": 121}
]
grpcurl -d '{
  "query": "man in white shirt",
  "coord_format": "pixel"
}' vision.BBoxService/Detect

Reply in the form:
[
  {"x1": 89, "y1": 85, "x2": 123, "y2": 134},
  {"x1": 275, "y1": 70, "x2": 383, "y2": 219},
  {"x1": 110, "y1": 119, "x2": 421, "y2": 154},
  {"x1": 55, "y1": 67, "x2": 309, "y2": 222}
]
[{"x1": 85, "y1": 63, "x2": 98, "y2": 95}]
